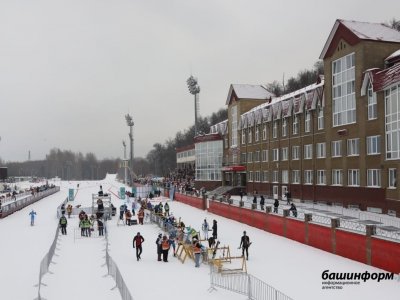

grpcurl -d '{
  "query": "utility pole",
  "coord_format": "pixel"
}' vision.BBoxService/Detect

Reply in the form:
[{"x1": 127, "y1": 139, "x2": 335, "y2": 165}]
[{"x1": 125, "y1": 114, "x2": 134, "y2": 185}]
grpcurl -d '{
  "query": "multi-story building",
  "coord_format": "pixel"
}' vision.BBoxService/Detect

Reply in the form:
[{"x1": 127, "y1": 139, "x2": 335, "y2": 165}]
[{"x1": 189, "y1": 19, "x2": 400, "y2": 215}]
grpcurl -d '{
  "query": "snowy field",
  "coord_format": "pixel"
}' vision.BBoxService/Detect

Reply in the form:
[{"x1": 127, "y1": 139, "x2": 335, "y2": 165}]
[{"x1": 0, "y1": 175, "x2": 399, "y2": 300}]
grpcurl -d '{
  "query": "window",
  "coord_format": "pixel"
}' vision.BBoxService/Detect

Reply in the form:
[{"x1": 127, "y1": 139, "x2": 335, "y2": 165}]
[
  {"x1": 332, "y1": 169, "x2": 343, "y2": 185},
  {"x1": 347, "y1": 138, "x2": 360, "y2": 156},
  {"x1": 273, "y1": 121, "x2": 278, "y2": 138},
  {"x1": 241, "y1": 153, "x2": 246, "y2": 163},
  {"x1": 255, "y1": 171, "x2": 260, "y2": 182},
  {"x1": 262, "y1": 125, "x2": 267, "y2": 140},
  {"x1": 254, "y1": 151, "x2": 260, "y2": 162},
  {"x1": 282, "y1": 118, "x2": 287, "y2": 137},
  {"x1": 318, "y1": 106, "x2": 324, "y2": 130},
  {"x1": 248, "y1": 171, "x2": 253, "y2": 182},
  {"x1": 281, "y1": 147, "x2": 289, "y2": 161},
  {"x1": 248, "y1": 129, "x2": 252, "y2": 144},
  {"x1": 241, "y1": 130, "x2": 246, "y2": 145},
  {"x1": 262, "y1": 150, "x2": 268, "y2": 162},
  {"x1": 304, "y1": 170, "x2": 313, "y2": 184},
  {"x1": 247, "y1": 152, "x2": 253, "y2": 163},
  {"x1": 305, "y1": 110, "x2": 311, "y2": 133},
  {"x1": 316, "y1": 143, "x2": 326, "y2": 158},
  {"x1": 368, "y1": 82, "x2": 377, "y2": 120},
  {"x1": 385, "y1": 84, "x2": 400, "y2": 159},
  {"x1": 282, "y1": 170, "x2": 289, "y2": 184},
  {"x1": 367, "y1": 135, "x2": 380, "y2": 155},
  {"x1": 348, "y1": 169, "x2": 360, "y2": 186},
  {"x1": 317, "y1": 170, "x2": 326, "y2": 185},
  {"x1": 389, "y1": 168, "x2": 397, "y2": 188},
  {"x1": 367, "y1": 169, "x2": 381, "y2": 187},
  {"x1": 304, "y1": 144, "x2": 313, "y2": 159},
  {"x1": 332, "y1": 140, "x2": 342, "y2": 157},
  {"x1": 292, "y1": 170, "x2": 300, "y2": 184},
  {"x1": 273, "y1": 148, "x2": 279, "y2": 161},
  {"x1": 272, "y1": 170, "x2": 279, "y2": 182},
  {"x1": 292, "y1": 146, "x2": 300, "y2": 160},
  {"x1": 231, "y1": 106, "x2": 238, "y2": 147},
  {"x1": 332, "y1": 52, "x2": 356, "y2": 126},
  {"x1": 262, "y1": 171, "x2": 269, "y2": 182},
  {"x1": 293, "y1": 115, "x2": 299, "y2": 135},
  {"x1": 255, "y1": 126, "x2": 260, "y2": 142}
]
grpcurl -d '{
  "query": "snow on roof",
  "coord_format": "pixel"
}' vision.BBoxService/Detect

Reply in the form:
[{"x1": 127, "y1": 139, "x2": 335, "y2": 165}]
[
  {"x1": 385, "y1": 49, "x2": 400, "y2": 62},
  {"x1": 226, "y1": 84, "x2": 274, "y2": 105},
  {"x1": 320, "y1": 19, "x2": 400, "y2": 59},
  {"x1": 341, "y1": 20, "x2": 400, "y2": 42},
  {"x1": 362, "y1": 63, "x2": 400, "y2": 94},
  {"x1": 239, "y1": 79, "x2": 324, "y2": 127}
]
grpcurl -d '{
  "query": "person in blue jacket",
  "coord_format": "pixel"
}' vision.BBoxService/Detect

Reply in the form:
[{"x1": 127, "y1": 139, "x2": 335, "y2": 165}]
[{"x1": 29, "y1": 209, "x2": 37, "y2": 226}]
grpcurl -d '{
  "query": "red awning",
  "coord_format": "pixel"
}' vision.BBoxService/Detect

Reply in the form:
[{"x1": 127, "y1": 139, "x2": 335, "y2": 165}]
[{"x1": 222, "y1": 166, "x2": 246, "y2": 172}]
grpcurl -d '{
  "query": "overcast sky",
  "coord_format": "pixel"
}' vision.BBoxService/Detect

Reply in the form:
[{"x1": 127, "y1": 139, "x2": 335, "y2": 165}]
[{"x1": 0, "y1": 0, "x2": 399, "y2": 162}]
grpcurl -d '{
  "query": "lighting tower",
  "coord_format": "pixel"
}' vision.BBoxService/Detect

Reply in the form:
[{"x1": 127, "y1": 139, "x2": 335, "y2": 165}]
[
  {"x1": 125, "y1": 114, "x2": 134, "y2": 184},
  {"x1": 122, "y1": 140, "x2": 127, "y2": 184},
  {"x1": 186, "y1": 75, "x2": 200, "y2": 136}
]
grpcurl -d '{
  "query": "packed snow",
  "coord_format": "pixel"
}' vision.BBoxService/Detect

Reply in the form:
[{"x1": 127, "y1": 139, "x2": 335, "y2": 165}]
[{"x1": 0, "y1": 175, "x2": 399, "y2": 300}]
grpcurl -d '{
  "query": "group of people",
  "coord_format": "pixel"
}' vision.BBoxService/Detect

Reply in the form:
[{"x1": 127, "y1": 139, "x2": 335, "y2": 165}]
[{"x1": 78, "y1": 210, "x2": 104, "y2": 237}]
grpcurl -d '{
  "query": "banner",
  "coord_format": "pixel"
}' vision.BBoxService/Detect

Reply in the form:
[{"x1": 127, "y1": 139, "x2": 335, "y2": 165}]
[
  {"x1": 169, "y1": 186, "x2": 175, "y2": 201},
  {"x1": 132, "y1": 186, "x2": 137, "y2": 197},
  {"x1": 120, "y1": 187, "x2": 126, "y2": 200},
  {"x1": 68, "y1": 188, "x2": 74, "y2": 201}
]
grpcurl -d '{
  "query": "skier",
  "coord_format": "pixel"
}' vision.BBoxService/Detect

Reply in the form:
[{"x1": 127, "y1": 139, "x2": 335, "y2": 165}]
[
  {"x1": 212, "y1": 219, "x2": 218, "y2": 240},
  {"x1": 59, "y1": 214, "x2": 68, "y2": 235},
  {"x1": 202, "y1": 219, "x2": 209, "y2": 239},
  {"x1": 133, "y1": 232, "x2": 145, "y2": 261},
  {"x1": 29, "y1": 209, "x2": 37, "y2": 226},
  {"x1": 239, "y1": 231, "x2": 251, "y2": 260}
]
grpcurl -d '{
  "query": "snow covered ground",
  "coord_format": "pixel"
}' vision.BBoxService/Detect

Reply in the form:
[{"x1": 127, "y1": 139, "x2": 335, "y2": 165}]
[{"x1": 0, "y1": 175, "x2": 399, "y2": 300}]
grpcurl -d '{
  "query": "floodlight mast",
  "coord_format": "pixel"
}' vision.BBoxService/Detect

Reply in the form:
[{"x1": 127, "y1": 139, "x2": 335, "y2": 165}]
[
  {"x1": 125, "y1": 114, "x2": 134, "y2": 185},
  {"x1": 186, "y1": 75, "x2": 200, "y2": 136}
]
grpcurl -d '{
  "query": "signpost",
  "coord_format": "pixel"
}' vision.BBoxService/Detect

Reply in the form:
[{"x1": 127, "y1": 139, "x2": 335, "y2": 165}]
[{"x1": 68, "y1": 188, "x2": 74, "y2": 201}]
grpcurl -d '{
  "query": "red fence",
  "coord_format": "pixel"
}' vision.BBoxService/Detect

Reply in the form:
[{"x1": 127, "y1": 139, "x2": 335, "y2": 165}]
[{"x1": 174, "y1": 193, "x2": 400, "y2": 274}]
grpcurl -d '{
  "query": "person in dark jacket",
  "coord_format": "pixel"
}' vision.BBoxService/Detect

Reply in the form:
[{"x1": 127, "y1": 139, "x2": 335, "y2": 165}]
[
  {"x1": 289, "y1": 203, "x2": 297, "y2": 217},
  {"x1": 239, "y1": 231, "x2": 251, "y2": 260},
  {"x1": 156, "y1": 233, "x2": 162, "y2": 261},
  {"x1": 260, "y1": 195, "x2": 265, "y2": 210},
  {"x1": 133, "y1": 232, "x2": 145, "y2": 261},
  {"x1": 273, "y1": 199, "x2": 279, "y2": 213},
  {"x1": 97, "y1": 219, "x2": 104, "y2": 236},
  {"x1": 212, "y1": 219, "x2": 218, "y2": 240}
]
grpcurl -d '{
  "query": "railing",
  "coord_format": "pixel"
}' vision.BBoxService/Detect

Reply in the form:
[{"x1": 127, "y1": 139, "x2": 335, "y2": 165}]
[
  {"x1": 104, "y1": 221, "x2": 134, "y2": 300},
  {"x1": 35, "y1": 212, "x2": 62, "y2": 300},
  {"x1": 1, "y1": 186, "x2": 60, "y2": 218},
  {"x1": 209, "y1": 264, "x2": 293, "y2": 300}
]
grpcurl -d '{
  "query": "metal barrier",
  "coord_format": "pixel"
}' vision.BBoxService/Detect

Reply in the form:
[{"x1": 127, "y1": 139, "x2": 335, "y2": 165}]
[
  {"x1": 209, "y1": 264, "x2": 293, "y2": 300},
  {"x1": 35, "y1": 215, "x2": 61, "y2": 300},
  {"x1": 104, "y1": 221, "x2": 134, "y2": 300},
  {"x1": 1, "y1": 187, "x2": 60, "y2": 218}
]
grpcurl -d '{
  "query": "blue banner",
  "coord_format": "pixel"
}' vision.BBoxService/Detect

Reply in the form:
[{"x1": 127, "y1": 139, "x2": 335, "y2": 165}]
[
  {"x1": 68, "y1": 188, "x2": 74, "y2": 201},
  {"x1": 132, "y1": 186, "x2": 137, "y2": 197},
  {"x1": 120, "y1": 187, "x2": 126, "y2": 199},
  {"x1": 169, "y1": 186, "x2": 175, "y2": 201}
]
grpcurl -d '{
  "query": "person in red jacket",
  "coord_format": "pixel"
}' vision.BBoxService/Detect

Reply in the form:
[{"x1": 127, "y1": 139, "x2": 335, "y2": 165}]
[{"x1": 133, "y1": 232, "x2": 145, "y2": 261}]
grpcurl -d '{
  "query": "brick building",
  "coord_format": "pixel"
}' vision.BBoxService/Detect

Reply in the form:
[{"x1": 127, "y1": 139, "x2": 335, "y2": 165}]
[{"x1": 191, "y1": 19, "x2": 400, "y2": 215}]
